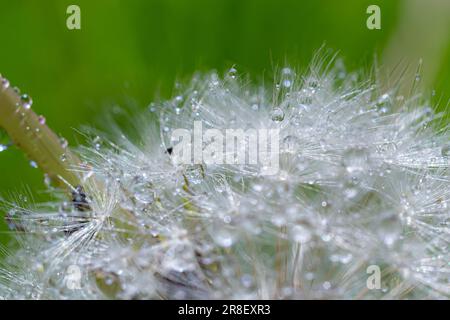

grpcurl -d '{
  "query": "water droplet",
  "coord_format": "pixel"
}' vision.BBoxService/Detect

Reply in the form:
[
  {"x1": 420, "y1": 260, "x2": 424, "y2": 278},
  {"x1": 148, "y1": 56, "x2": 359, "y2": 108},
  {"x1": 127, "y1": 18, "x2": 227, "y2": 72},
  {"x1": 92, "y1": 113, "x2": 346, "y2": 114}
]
[
  {"x1": 282, "y1": 135, "x2": 299, "y2": 153},
  {"x1": 282, "y1": 79, "x2": 292, "y2": 88},
  {"x1": 43, "y1": 174, "x2": 52, "y2": 187},
  {"x1": 20, "y1": 94, "x2": 32, "y2": 109},
  {"x1": 213, "y1": 228, "x2": 236, "y2": 248},
  {"x1": 227, "y1": 67, "x2": 237, "y2": 79},
  {"x1": 148, "y1": 102, "x2": 156, "y2": 112},
  {"x1": 0, "y1": 144, "x2": 8, "y2": 152},
  {"x1": 60, "y1": 153, "x2": 67, "y2": 162},
  {"x1": 29, "y1": 160, "x2": 38, "y2": 168},
  {"x1": 185, "y1": 164, "x2": 204, "y2": 185},
  {"x1": 291, "y1": 225, "x2": 311, "y2": 243},
  {"x1": 38, "y1": 115, "x2": 46, "y2": 125},
  {"x1": 322, "y1": 281, "x2": 331, "y2": 290},
  {"x1": 60, "y1": 137, "x2": 68, "y2": 149},
  {"x1": 271, "y1": 108, "x2": 285, "y2": 122},
  {"x1": 321, "y1": 201, "x2": 327, "y2": 207},
  {"x1": 281, "y1": 67, "x2": 292, "y2": 75},
  {"x1": 134, "y1": 185, "x2": 155, "y2": 205},
  {"x1": 59, "y1": 201, "x2": 71, "y2": 214},
  {"x1": 343, "y1": 148, "x2": 368, "y2": 174},
  {"x1": 441, "y1": 144, "x2": 450, "y2": 157},
  {"x1": 1, "y1": 77, "x2": 10, "y2": 89}
]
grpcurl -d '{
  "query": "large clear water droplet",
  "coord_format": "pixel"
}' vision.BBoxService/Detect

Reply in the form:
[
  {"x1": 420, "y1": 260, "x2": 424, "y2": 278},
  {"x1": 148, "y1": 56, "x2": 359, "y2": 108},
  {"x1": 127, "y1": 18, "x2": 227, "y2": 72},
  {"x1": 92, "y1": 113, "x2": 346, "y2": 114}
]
[
  {"x1": 342, "y1": 148, "x2": 368, "y2": 174},
  {"x1": 271, "y1": 108, "x2": 285, "y2": 122}
]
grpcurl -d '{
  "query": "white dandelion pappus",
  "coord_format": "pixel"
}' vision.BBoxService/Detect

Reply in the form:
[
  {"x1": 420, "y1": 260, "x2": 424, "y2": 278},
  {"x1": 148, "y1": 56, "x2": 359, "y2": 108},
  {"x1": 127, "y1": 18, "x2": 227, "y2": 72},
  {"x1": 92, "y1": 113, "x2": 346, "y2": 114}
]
[{"x1": 0, "y1": 56, "x2": 449, "y2": 299}]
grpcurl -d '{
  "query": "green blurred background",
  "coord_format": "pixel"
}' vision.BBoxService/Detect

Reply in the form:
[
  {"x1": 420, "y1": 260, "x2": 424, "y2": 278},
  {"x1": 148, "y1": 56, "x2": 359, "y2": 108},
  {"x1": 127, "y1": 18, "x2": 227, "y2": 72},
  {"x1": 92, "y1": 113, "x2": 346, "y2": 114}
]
[{"x1": 1, "y1": 0, "x2": 450, "y2": 244}]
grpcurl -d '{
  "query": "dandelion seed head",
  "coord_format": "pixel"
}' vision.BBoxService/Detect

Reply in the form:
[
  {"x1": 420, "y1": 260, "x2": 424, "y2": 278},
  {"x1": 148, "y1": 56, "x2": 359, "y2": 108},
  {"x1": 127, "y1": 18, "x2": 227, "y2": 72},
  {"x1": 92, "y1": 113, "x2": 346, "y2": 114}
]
[{"x1": 1, "y1": 57, "x2": 449, "y2": 299}]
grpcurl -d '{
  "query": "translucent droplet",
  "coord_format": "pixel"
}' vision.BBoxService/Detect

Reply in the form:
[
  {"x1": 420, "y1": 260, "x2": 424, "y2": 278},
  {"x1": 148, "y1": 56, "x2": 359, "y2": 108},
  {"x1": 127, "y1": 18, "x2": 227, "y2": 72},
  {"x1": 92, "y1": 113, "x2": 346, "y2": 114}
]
[
  {"x1": 343, "y1": 148, "x2": 368, "y2": 174},
  {"x1": 281, "y1": 67, "x2": 292, "y2": 75},
  {"x1": 60, "y1": 153, "x2": 67, "y2": 162},
  {"x1": 228, "y1": 67, "x2": 237, "y2": 79},
  {"x1": 38, "y1": 115, "x2": 46, "y2": 125},
  {"x1": 1, "y1": 77, "x2": 10, "y2": 89},
  {"x1": 271, "y1": 108, "x2": 285, "y2": 122},
  {"x1": 148, "y1": 103, "x2": 156, "y2": 112},
  {"x1": 20, "y1": 94, "x2": 32, "y2": 109},
  {"x1": 290, "y1": 225, "x2": 311, "y2": 243},
  {"x1": 59, "y1": 201, "x2": 71, "y2": 214},
  {"x1": 322, "y1": 281, "x2": 331, "y2": 290},
  {"x1": 185, "y1": 164, "x2": 204, "y2": 185},
  {"x1": 213, "y1": 228, "x2": 236, "y2": 248},
  {"x1": 321, "y1": 201, "x2": 327, "y2": 207},
  {"x1": 377, "y1": 93, "x2": 391, "y2": 114},
  {"x1": 282, "y1": 135, "x2": 299, "y2": 153},
  {"x1": 0, "y1": 144, "x2": 8, "y2": 152},
  {"x1": 441, "y1": 144, "x2": 450, "y2": 157},
  {"x1": 60, "y1": 137, "x2": 68, "y2": 149},
  {"x1": 282, "y1": 79, "x2": 292, "y2": 88},
  {"x1": 134, "y1": 185, "x2": 155, "y2": 205},
  {"x1": 29, "y1": 160, "x2": 38, "y2": 168},
  {"x1": 43, "y1": 174, "x2": 52, "y2": 187}
]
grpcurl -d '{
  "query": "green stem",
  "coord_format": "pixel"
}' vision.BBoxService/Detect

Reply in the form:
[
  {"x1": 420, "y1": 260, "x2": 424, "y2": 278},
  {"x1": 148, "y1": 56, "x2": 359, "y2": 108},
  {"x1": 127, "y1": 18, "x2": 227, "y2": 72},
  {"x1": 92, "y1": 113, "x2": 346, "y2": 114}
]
[{"x1": 0, "y1": 74, "x2": 81, "y2": 189}]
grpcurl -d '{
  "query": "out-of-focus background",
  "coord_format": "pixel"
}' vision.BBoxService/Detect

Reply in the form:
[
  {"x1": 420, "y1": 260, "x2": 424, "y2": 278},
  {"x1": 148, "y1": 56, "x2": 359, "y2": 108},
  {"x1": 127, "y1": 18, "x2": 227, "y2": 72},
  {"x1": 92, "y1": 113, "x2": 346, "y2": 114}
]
[{"x1": 1, "y1": 0, "x2": 450, "y2": 243}]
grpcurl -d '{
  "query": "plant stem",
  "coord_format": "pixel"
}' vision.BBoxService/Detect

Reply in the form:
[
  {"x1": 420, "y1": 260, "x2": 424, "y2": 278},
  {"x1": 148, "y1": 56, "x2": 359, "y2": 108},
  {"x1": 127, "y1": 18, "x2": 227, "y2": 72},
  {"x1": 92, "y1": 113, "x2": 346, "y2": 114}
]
[{"x1": 0, "y1": 75, "x2": 81, "y2": 189}]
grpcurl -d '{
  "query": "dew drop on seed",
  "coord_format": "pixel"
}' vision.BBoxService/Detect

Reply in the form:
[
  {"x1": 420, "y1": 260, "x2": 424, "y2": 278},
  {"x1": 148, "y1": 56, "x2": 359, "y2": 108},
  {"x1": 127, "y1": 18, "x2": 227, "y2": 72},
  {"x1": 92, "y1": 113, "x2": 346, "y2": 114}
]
[
  {"x1": 60, "y1": 138, "x2": 68, "y2": 149},
  {"x1": 213, "y1": 228, "x2": 236, "y2": 248},
  {"x1": 228, "y1": 67, "x2": 237, "y2": 79},
  {"x1": 134, "y1": 187, "x2": 155, "y2": 205},
  {"x1": 282, "y1": 79, "x2": 292, "y2": 88},
  {"x1": 282, "y1": 135, "x2": 299, "y2": 153},
  {"x1": 291, "y1": 225, "x2": 312, "y2": 243},
  {"x1": 281, "y1": 67, "x2": 292, "y2": 75},
  {"x1": 441, "y1": 144, "x2": 450, "y2": 157},
  {"x1": 271, "y1": 108, "x2": 285, "y2": 122},
  {"x1": 185, "y1": 165, "x2": 204, "y2": 185},
  {"x1": 43, "y1": 174, "x2": 51, "y2": 187},
  {"x1": 322, "y1": 281, "x2": 331, "y2": 290},
  {"x1": 343, "y1": 148, "x2": 368, "y2": 174}
]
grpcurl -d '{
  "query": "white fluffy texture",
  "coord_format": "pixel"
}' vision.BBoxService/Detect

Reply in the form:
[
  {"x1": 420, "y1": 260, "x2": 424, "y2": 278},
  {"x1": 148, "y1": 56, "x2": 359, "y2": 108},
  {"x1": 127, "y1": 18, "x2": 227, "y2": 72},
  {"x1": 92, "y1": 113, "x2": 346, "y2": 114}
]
[{"x1": 1, "y1": 59, "x2": 449, "y2": 299}]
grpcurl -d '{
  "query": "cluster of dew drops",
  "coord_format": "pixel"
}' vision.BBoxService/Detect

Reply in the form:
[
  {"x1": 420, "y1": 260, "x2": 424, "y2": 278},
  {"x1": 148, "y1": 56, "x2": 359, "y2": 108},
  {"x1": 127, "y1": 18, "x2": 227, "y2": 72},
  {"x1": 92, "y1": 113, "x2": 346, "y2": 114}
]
[{"x1": 0, "y1": 74, "x2": 70, "y2": 170}]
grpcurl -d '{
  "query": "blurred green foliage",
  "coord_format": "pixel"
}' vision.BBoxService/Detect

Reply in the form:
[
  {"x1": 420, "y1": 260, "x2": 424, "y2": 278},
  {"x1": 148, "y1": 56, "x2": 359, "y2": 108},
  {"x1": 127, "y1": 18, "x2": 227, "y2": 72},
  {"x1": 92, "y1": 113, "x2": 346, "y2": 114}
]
[{"x1": 0, "y1": 0, "x2": 449, "y2": 244}]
